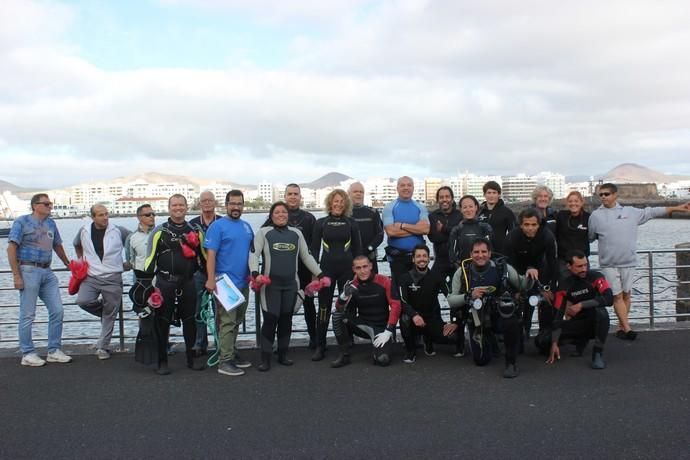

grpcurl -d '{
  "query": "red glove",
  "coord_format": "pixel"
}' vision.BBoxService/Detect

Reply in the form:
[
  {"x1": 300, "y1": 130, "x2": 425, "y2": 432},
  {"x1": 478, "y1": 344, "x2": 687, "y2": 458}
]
[
  {"x1": 305, "y1": 279, "x2": 322, "y2": 297},
  {"x1": 67, "y1": 259, "x2": 89, "y2": 295},
  {"x1": 184, "y1": 231, "x2": 200, "y2": 248},
  {"x1": 180, "y1": 241, "x2": 196, "y2": 259},
  {"x1": 319, "y1": 276, "x2": 332, "y2": 288},
  {"x1": 148, "y1": 288, "x2": 163, "y2": 309},
  {"x1": 250, "y1": 274, "x2": 272, "y2": 292}
]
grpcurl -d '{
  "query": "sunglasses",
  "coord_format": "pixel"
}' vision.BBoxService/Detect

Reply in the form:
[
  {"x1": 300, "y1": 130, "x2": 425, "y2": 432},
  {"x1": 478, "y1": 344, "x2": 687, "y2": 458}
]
[
  {"x1": 598, "y1": 192, "x2": 612, "y2": 197},
  {"x1": 140, "y1": 212, "x2": 155, "y2": 217},
  {"x1": 36, "y1": 202, "x2": 53, "y2": 207}
]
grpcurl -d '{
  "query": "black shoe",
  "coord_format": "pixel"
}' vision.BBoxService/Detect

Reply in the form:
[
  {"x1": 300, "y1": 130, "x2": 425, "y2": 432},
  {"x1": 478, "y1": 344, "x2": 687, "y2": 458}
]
[
  {"x1": 194, "y1": 348, "x2": 208, "y2": 358},
  {"x1": 311, "y1": 347, "x2": 325, "y2": 361},
  {"x1": 625, "y1": 330, "x2": 637, "y2": 341},
  {"x1": 233, "y1": 354, "x2": 252, "y2": 368},
  {"x1": 186, "y1": 351, "x2": 206, "y2": 371},
  {"x1": 402, "y1": 352, "x2": 416, "y2": 364},
  {"x1": 591, "y1": 351, "x2": 606, "y2": 370},
  {"x1": 503, "y1": 363, "x2": 519, "y2": 379},
  {"x1": 331, "y1": 354, "x2": 351, "y2": 368},
  {"x1": 453, "y1": 341, "x2": 465, "y2": 358},
  {"x1": 423, "y1": 337, "x2": 436, "y2": 356},
  {"x1": 155, "y1": 362, "x2": 171, "y2": 375},
  {"x1": 277, "y1": 351, "x2": 294, "y2": 366},
  {"x1": 258, "y1": 352, "x2": 271, "y2": 372}
]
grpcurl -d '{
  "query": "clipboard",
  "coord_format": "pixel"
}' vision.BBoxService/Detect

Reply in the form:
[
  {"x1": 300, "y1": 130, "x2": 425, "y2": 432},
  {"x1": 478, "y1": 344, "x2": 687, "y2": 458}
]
[{"x1": 214, "y1": 274, "x2": 246, "y2": 312}]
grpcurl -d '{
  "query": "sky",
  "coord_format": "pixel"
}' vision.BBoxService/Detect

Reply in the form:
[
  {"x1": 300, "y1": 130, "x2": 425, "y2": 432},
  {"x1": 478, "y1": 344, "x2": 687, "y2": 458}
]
[{"x1": 1, "y1": 0, "x2": 689, "y2": 189}]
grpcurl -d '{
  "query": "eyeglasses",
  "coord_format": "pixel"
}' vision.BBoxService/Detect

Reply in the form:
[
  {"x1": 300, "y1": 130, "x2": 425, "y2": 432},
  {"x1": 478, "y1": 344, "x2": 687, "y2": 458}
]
[
  {"x1": 36, "y1": 202, "x2": 53, "y2": 207},
  {"x1": 200, "y1": 199, "x2": 215, "y2": 204},
  {"x1": 140, "y1": 212, "x2": 155, "y2": 217},
  {"x1": 226, "y1": 202, "x2": 244, "y2": 207},
  {"x1": 598, "y1": 192, "x2": 612, "y2": 197}
]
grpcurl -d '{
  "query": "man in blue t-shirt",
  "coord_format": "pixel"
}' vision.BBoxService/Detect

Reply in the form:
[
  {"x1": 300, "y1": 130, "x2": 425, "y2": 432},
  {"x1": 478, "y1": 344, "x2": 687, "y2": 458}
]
[
  {"x1": 382, "y1": 176, "x2": 429, "y2": 283},
  {"x1": 205, "y1": 190, "x2": 254, "y2": 377},
  {"x1": 7, "y1": 193, "x2": 72, "y2": 367}
]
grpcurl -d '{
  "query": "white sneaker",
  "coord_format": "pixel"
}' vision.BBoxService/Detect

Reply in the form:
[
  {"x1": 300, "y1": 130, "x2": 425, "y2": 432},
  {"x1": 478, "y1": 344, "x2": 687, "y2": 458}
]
[
  {"x1": 21, "y1": 352, "x2": 46, "y2": 367},
  {"x1": 96, "y1": 349, "x2": 111, "y2": 360},
  {"x1": 47, "y1": 349, "x2": 73, "y2": 363}
]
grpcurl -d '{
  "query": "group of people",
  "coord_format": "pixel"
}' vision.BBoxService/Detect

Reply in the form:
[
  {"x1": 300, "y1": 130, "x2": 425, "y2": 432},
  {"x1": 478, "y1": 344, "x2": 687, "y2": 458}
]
[{"x1": 7, "y1": 180, "x2": 689, "y2": 378}]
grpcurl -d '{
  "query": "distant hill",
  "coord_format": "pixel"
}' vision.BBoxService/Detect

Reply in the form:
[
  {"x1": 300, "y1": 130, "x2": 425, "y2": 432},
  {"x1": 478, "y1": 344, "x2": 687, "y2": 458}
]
[
  {"x1": 300, "y1": 172, "x2": 352, "y2": 189},
  {"x1": 601, "y1": 163, "x2": 690, "y2": 183},
  {"x1": 0, "y1": 179, "x2": 34, "y2": 193},
  {"x1": 107, "y1": 172, "x2": 250, "y2": 188}
]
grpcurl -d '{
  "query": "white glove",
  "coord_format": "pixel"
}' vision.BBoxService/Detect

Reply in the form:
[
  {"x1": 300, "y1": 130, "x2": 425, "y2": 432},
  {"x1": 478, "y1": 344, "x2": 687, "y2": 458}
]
[{"x1": 373, "y1": 330, "x2": 393, "y2": 348}]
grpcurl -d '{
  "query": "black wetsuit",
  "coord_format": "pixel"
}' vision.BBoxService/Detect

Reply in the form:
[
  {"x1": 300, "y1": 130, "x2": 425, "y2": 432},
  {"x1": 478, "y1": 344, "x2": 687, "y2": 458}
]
[
  {"x1": 504, "y1": 226, "x2": 558, "y2": 338},
  {"x1": 428, "y1": 207, "x2": 462, "y2": 284},
  {"x1": 250, "y1": 225, "x2": 321, "y2": 358},
  {"x1": 311, "y1": 214, "x2": 362, "y2": 349},
  {"x1": 398, "y1": 267, "x2": 459, "y2": 354},
  {"x1": 351, "y1": 204, "x2": 384, "y2": 273},
  {"x1": 536, "y1": 270, "x2": 611, "y2": 355},
  {"x1": 448, "y1": 219, "x2": 494, "y2": 268},
  {"x1": 530, "y1": 204, "x2": 557, "y2": 235},
  {"x1": 477, "y1": 199, "x2": 516, "y2": 256},
  {"x1": 266, "y1": 208, "x2": 318, "y2": 345},
  {"x1": 145, "y1": 219, "x2": 200, "y2": 368},
  {"x1": 555, "y1": 210, "x2": 591, "y2": 261},
  {"x1": 452, "y1": 259, "x2": 522, "y2": 367},
  {"x1": 332, "y1": 273, "x2": 401, "y2": 365}
]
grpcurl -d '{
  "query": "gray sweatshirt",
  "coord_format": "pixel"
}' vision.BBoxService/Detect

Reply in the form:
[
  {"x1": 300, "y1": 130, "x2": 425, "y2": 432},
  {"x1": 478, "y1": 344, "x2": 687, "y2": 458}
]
[{"x1": 588, "y1": 203, "x2": 666, "y2": 267}]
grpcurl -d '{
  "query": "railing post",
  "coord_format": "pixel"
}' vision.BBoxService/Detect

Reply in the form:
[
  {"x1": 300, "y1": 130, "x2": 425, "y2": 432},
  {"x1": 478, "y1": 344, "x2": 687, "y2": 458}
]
[
  {"x1": 118, "y1": 299, "x2": 126, "y2": 352},
  {"x1": 648, "y1": 252, "x2": 655, "y2": 329}
]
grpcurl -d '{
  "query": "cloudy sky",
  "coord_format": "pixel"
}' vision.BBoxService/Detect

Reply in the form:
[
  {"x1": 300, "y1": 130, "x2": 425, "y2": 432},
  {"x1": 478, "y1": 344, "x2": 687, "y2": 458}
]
[{"x1": 1, "y1": 0, "x2": 689, "y2": 188}]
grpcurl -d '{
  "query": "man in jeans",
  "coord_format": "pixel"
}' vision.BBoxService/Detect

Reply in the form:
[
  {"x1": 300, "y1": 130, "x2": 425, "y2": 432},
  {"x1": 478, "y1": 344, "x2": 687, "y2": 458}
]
[
  {"x1": 7, "y1": 193, "x2": 72, "y2": 366},
  {"x1": 205, "y1": 190, "x2": 254, "y2": 376},
  {"x1": 74, "y1": 204, "x2": 130, "y2": 360}
]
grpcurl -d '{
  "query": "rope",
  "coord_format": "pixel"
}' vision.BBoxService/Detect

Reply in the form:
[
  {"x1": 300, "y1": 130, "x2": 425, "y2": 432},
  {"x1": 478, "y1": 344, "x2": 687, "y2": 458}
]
[{"x1": 198, "y1": 291, "x2": 220, "y2": 368}]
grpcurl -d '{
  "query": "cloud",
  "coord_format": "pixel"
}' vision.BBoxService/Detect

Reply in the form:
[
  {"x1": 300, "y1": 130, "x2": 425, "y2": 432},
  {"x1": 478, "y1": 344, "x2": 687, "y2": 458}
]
[{"x1": 1, "y1": 0, "x2": 689, "y2": 189}]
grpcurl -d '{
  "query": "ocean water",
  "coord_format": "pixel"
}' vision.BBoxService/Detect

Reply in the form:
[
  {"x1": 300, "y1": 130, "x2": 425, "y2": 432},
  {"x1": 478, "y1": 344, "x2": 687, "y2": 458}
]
[{"x1": 1, "y1": 214, "x2": 688, "y2": 349}]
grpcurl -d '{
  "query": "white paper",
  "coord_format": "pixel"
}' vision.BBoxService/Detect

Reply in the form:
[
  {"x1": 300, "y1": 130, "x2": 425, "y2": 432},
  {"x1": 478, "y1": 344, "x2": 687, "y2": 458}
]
[{"x1": 213, "y1": 274, "x2": 246, "y2": 312}]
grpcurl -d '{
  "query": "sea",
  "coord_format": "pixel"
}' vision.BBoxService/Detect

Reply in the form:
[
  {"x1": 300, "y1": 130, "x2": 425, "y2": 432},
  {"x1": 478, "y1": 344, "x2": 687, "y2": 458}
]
[{"x1": 1, "y1": 213, "x2": 688, "y2": 349}]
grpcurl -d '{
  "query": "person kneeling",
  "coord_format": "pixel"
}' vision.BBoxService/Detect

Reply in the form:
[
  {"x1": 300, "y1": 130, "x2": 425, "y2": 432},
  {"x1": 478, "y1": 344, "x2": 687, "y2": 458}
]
[
  {"x1": 331, "y1": 256, "x2": 401, "y2": 368},
  {"x1": 398, "y1": 244, "x2": 461, "y2": 363},
  {"x1": 537, "y1": 250, "x2": 611, "y2": 370}
]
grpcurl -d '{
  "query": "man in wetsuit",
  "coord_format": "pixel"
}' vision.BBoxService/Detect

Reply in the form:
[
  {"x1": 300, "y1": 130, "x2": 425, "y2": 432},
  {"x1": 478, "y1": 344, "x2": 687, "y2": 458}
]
[
  {"x1": 383, "y1": 176, "x2": 430, "y2": 283},
  {"x1": 537, "y1": 250, "x2": 611, "y2": 369},
  {"x1": 504, "y1": 208, "x2": 558, "y2": 337},
  {"x1": 281, "y1": 183, "x2": 319, "y2": 349},
  {"x1": 448, "y1": 238, "x2": 532, "y2": 378},
  {"x1": 330, "y1": 255, "x2": 402, "y2": 368},
  {"x1": 477, "y1": 181, "x2": 516, "y2": 256},
  {"x1": 398, "y1": 244, "x2": 460, "y2": 363},
  {"x1": 189, "y1": 190, "x2": 221, "y2": 356},
  {"x1": 427, "y1": 186, "x2": 461, "y2": 285},
  {"x1": 205, "y1": 190, "x2": 254, "y2": 377},
  {"x1": 145, "y1": 194, "x2": 205, "y2": 375},
  {"x1": 74, "y1": 204, "x2": 131, "y2": 361},
  {"x1": 348, "y1": 182, "x2": 384, "y2": 273}
]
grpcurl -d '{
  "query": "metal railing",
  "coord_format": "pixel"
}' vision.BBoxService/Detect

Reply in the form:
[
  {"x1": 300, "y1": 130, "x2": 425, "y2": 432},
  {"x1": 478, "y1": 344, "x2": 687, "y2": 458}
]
[{"x1": 1, "y1": 247, "x2": 689, "y2": 351}]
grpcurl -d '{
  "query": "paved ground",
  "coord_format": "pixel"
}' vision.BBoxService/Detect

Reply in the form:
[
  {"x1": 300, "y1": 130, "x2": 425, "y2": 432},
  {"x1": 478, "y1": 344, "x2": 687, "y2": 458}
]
[{"x1": 2, "y1": 329, "x2": 689, "y2": 459}]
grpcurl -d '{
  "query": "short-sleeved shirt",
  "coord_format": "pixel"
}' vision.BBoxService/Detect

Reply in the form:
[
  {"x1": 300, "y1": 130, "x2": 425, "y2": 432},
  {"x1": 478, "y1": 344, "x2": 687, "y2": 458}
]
[
  {"x1": 204, "y1": 217, "x2": 254, "y2": 289},
  {"x1": 8, "y1": 214, "x2": 62, "y2": 264},
  {"x1": 382, "y1": 198, "x2": 428, "y2": 252}
]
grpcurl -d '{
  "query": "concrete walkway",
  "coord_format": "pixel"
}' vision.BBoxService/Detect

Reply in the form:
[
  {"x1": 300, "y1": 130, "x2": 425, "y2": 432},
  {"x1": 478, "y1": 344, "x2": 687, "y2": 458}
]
[{"x1": 2, "y1": 329, "x2": 689, "y2": 459}]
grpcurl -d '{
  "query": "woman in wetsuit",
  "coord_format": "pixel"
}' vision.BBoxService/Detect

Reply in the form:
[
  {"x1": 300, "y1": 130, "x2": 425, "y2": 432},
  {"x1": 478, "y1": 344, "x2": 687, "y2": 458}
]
[
  {"x1": 554, "y1": 191, "x2": 590, "y2": 281},
  {"x1": 310, "y1": 189, "x2": 362, "y2": 361},
  {"x1": 250, "y1": 202, "x2": 322, "y2": 371},
  {"x1": 448, "y1": 195, "x2": 494, "y2": 268}
]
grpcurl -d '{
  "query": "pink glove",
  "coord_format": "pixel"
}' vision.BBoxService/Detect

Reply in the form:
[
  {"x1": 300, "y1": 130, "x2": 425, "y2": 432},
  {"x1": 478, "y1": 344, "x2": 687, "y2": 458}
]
[
  {"x1": 304, "y1": 279, "x2": 322, "y2": 297},
  {"x1": 184, "y1": 231, "x2": 200, "y2": 248},
  {"x1": 180, "y1": 241, "x2": 196, "y2": 259},
  {"x1": 319, "y1": 276, "x2": 332, "y2": 288},
  {"x1": 250, "y1": 274, "x2": 272, "y2": 292},
  {"x1": 148, "y1": 288, "x2": 163, "y2": 309}
]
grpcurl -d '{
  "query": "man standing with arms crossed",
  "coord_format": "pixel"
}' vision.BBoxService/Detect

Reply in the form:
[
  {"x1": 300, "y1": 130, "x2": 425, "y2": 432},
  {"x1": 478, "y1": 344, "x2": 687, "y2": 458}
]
[
  {"x1": 205, "y1": 190, "x2": 254, "y2": 376},
  {"x1": 383, "y1": 176, "x2": 430, "y2": 283},
  {"x1": 589, "y1": 183, "x2": 689, "y2": 340},
  {"x1": 348, "y1": 181, "x2": 384, "y2": 273},
  {"x1": 190, "y1": 190, "x2": 221, "y2": 356},
  {"x1": 8, "y1": 193, "x2": 72, "y2": 366}
]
